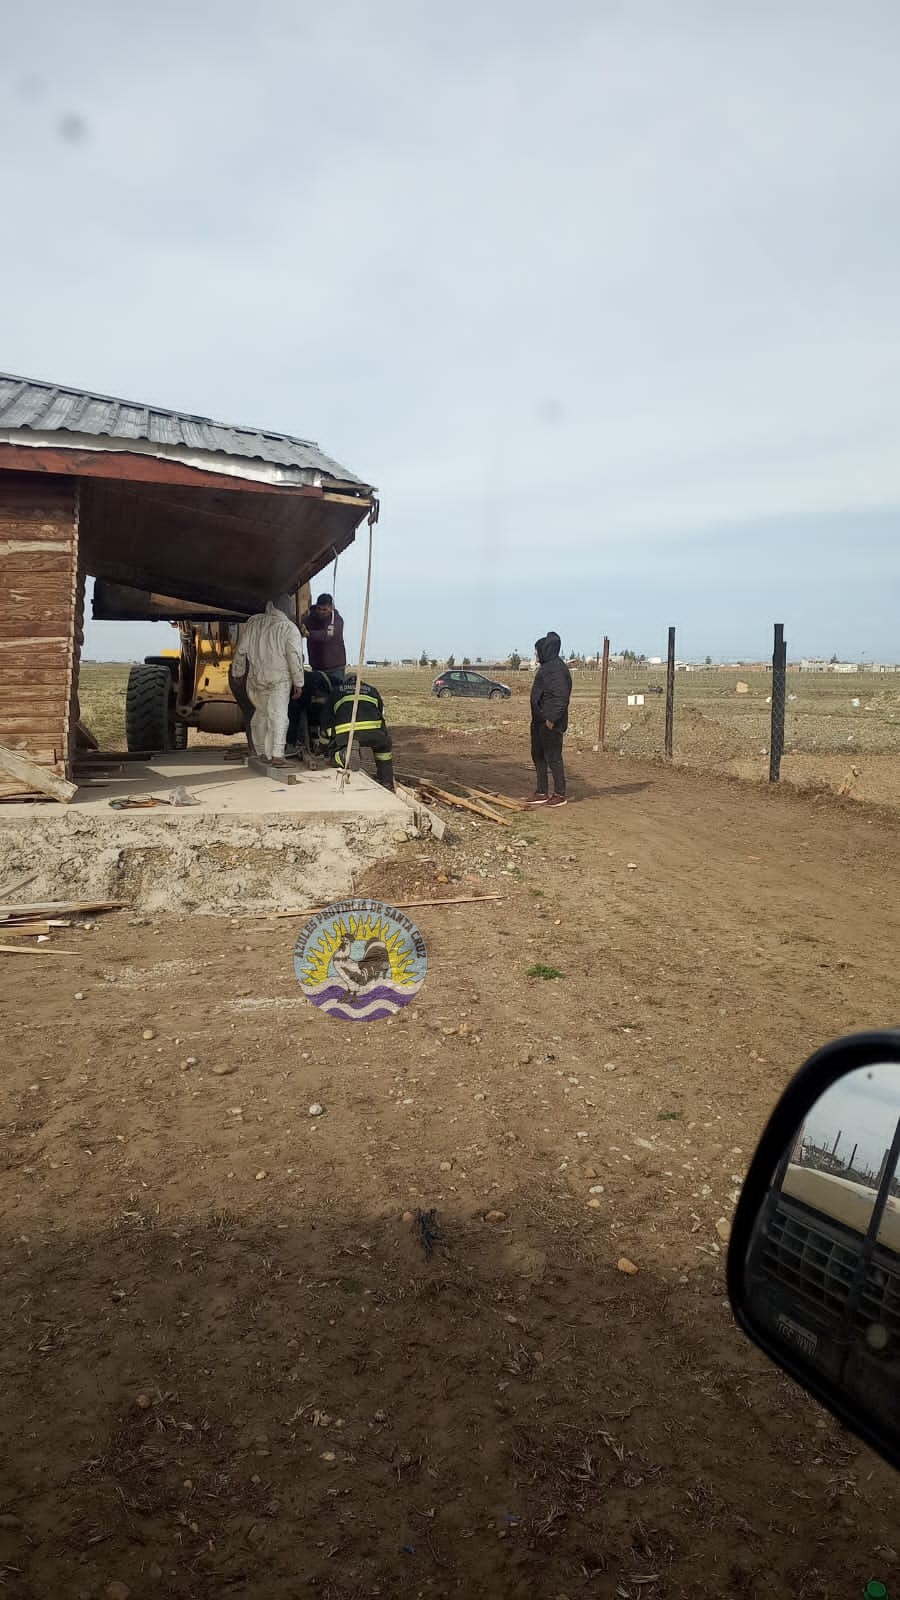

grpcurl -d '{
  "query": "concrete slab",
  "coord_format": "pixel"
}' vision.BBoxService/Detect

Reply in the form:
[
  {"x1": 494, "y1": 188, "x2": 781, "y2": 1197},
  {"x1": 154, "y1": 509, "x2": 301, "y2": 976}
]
[
  {"x1": 2, "y1": 750, "x2": 407, "y2": 821},
  {"x1": 0, "y1": 752, "x2": 417, "y2": 914}
]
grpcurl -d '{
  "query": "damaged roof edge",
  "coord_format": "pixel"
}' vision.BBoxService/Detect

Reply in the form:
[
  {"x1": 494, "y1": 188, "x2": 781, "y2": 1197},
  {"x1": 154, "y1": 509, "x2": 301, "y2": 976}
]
[
  {"x1": 0, "y1": 428, "x2": 373, "y2": 493},
  {"x1": 0, "y1": 372, "x2": 374, "y2": 489}
]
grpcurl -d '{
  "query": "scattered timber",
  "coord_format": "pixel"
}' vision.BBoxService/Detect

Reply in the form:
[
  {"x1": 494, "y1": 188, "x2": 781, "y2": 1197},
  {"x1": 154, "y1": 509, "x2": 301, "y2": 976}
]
[
  {"x1": 273, "y1": 893, "x2": 502, "y2": 919},
  {"x1": 416, "y1": 781, "x2": 510, "y2": 826},
  {"x1": 398, "y1": 772, "x2": 524, "y2": 818},
  {"x1": 463, "y1": 785, "x2": 528, "y2": 812}
]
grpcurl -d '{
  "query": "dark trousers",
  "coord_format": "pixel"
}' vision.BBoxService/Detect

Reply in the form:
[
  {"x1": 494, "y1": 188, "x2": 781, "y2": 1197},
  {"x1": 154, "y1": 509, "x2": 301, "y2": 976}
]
[
  {"x1": 228, "y1": 667, "x2": 255, "y2": 753},
  {"x1": 287, "y1": 674, "x2": 333, "y2": 751},
  {"x1": 531, "y1": 720, "x2": 565, "y2": 796},
  {"x1": 334, "y1": 727, "x2": 394, "y2": 789},
  {"x1": 286, "y1": 697, "x2": 308, "y2": 751}
]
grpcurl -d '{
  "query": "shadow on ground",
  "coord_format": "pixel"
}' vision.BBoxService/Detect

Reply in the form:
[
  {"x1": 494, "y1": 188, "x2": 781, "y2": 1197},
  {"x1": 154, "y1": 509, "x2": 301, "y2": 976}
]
[
  {"x1": 392, "y1": 730, "x2": 654, "y2": 805},
  {"x1": 0, "y1": 1205, "x2": 888, "y2": 1599}
]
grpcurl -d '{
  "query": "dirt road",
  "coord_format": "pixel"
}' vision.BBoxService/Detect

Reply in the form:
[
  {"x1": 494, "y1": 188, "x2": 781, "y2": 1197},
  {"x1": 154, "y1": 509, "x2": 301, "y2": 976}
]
[{"x1": 1, "y1": 734, "x2": 898, "y2": 1598}]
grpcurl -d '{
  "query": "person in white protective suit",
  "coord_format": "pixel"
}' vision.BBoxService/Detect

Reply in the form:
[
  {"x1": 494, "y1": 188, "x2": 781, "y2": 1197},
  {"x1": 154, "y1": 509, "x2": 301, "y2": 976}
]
[{"x1": 231, "y1": 596, "x2": 305, "y2": 765}]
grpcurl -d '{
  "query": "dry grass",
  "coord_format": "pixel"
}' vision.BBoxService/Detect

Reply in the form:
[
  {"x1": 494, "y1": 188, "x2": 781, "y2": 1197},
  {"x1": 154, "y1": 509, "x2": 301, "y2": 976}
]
[
  {"x1": 77, "y1": 660, "x2": 900, "y2": 806},
  {"x1": 78, "y1": 661, "x2": 130, "y2": 748}
]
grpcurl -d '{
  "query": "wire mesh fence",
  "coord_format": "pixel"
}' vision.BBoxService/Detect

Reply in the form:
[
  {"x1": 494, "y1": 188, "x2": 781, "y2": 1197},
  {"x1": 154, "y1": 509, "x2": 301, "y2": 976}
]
[{"x1": 560, "y1": 632, "x2": 900, "y2": 804}]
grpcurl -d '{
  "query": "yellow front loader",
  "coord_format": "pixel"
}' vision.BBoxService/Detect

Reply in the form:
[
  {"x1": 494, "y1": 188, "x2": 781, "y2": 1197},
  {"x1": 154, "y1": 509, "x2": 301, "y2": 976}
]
[{"x1": 122, "y1": 585, "x2": 311, "y2": 752}]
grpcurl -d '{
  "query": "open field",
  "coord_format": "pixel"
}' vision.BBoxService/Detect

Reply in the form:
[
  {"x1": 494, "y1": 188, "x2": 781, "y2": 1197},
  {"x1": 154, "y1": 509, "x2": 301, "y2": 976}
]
[
  {"x1": 79, "y1": 661, "x2": 900, "y2": 808},
  {"x1": 1, "y1": 711, "x2": 899, "y2": 1596}
]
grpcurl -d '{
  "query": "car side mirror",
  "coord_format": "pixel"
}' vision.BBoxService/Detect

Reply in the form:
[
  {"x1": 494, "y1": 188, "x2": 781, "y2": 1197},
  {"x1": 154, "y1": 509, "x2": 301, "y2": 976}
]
[{"x1": 728, "y1": 1030, "x2": 900, "y2": 1471}]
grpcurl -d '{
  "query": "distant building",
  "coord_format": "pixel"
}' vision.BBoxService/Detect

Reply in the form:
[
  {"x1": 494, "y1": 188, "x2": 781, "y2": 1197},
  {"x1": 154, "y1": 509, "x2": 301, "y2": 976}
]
[
  {"x1": 831, "y1": 662, "x2": 858, "y2": 674},
  {"x1": 799, "y1": 659, "x2": 827, "y2": 672}
]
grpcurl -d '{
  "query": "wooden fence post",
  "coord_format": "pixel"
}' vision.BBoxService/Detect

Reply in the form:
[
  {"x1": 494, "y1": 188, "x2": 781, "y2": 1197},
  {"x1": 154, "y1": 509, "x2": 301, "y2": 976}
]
[
  {"x1": 665, "y1": 626, "x2": 676, "y2": 759},
  {"x1": 598, "y1": 636, "x2": 610, "y2": 749},
  {"x1": 769, "y1": 622, "x2": 787, "y2": 782}
]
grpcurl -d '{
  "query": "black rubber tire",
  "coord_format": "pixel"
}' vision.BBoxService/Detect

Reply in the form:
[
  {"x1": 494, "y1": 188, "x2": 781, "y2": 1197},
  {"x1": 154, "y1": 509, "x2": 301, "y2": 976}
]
[
  {"x1": 438, "y1": 687, "x2": 452, "y2": 699},
  {"x1": 489, "y1": 689, "x2": 504, "y2": 700},
  {"x1": 125, "y1": 663, "x2": 179, "y2": 752}
]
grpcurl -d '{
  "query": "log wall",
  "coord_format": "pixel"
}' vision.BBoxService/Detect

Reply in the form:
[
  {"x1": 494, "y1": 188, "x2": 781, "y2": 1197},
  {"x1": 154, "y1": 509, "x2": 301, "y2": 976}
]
[{"x1": 0, "y1": 472, "x2": 80, "y2": 796}]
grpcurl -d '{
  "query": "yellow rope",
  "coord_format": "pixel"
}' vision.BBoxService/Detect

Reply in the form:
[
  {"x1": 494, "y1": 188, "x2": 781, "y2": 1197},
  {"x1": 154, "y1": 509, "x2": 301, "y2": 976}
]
[{"x1": 336, "y1": 509, "x2": 376, "y2": 789}]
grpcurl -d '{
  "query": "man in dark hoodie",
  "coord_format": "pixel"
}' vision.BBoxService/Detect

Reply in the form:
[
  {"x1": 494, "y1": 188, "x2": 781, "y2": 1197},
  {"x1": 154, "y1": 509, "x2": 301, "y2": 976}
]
[{"x1": 529, "y1": 632, "x2": 572, "y2": 807}]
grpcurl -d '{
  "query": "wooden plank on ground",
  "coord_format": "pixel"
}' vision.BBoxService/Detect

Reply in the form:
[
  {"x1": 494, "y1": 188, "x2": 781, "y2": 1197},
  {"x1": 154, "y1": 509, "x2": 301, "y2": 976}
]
[
  {"x1": 0, "y1": 922, "x2": 53, "y2": 936},
  {"x1": 274, "y1": 894, "x2": 502, "y2": 919},
  {"x1": 0, "y1": 744, "x2": 76, "y2": 803},
  {"x1": 0, "y1": 898, "x2": 123, "y2": 919},
  {"x1": 0, "y1": 945, "x2": 80, "y2": 956}
]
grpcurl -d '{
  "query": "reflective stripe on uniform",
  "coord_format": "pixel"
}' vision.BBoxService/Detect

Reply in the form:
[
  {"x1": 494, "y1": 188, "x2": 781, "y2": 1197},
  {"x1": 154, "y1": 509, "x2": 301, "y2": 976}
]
[
  {"x1": 374, "y1": 750, "x2": 392, "y2": 762},
  {"x1": 332, "y1": 694, "x2": 382, "y2": 717},
  {"x1": 333, "y1": 720, "x2": 383, "y2": 736}
]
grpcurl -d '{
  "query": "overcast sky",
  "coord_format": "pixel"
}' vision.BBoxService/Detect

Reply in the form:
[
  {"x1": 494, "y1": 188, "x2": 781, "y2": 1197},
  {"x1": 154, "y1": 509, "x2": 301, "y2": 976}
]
[
  {"x1": 805, "y1": 1062, "x2": 900, "y2": 1175},
  {"x1": 2, "y1": 1, "x2": 899, "y2": 662}
]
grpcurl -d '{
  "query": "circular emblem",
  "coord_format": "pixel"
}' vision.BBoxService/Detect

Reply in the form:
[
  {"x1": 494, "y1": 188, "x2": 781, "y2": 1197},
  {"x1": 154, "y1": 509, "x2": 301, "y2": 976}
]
[{"x1": 293, "y1": 897, "x2": 427, "y2": 1021}]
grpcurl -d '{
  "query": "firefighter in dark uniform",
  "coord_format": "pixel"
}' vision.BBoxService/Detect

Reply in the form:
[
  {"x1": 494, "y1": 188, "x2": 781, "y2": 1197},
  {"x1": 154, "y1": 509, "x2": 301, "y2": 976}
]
[
  {"x1": 324, "y1": 675, "x2": 394, "y2": 789},
  {"x1": 286, "y1": 667, "x2": 335, "y2": 756}
]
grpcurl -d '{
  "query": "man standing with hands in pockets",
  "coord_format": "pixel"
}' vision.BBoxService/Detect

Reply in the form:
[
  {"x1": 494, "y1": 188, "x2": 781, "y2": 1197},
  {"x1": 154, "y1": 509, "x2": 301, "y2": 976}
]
[{"x1": 528, "y1": 632, "x2": 572, "y2": 808}]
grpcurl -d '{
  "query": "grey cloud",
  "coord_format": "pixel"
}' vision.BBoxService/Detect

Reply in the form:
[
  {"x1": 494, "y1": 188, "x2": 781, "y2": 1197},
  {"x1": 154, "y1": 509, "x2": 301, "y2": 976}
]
[{"x1": 1, "y1": 0, "x2": 898, "y2": 660}]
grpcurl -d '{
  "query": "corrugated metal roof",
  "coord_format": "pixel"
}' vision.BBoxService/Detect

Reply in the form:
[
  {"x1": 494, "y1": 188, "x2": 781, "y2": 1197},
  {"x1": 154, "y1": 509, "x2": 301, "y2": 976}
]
[{"x1": 0, "y1": 372, "x2": 367, "y2": 485}]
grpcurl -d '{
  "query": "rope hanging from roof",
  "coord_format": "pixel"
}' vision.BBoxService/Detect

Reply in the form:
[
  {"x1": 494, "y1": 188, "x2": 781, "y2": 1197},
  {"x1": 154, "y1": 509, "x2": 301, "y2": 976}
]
[{"x1": 336, "y1": 501, "x2": 379, "y2": 791}]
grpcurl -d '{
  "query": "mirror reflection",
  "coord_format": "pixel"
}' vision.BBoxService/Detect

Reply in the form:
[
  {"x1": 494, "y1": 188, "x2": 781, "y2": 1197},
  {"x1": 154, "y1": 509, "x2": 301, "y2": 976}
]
[{"x1": 744, "y1": 1063, "x2": 900, "y2": 1437}]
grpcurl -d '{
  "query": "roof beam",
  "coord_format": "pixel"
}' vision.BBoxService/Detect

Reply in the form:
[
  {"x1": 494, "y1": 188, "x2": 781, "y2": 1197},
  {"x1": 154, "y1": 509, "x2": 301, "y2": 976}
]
[{"x1": 86, "y1": 559, "x2": 278, "y2": 615}]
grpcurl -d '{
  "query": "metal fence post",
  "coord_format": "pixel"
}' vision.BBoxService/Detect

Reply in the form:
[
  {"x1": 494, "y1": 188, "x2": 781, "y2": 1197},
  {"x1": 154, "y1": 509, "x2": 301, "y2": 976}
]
[
  {"x1": 598, "y1": 636, "x2": 610, "y2": 749},
  {"x1": 769, "y1": 622, "x2": 786, "y2": 782},
  {"x1": 665, "y1": 626, "x2": 675, "y2": 759}
]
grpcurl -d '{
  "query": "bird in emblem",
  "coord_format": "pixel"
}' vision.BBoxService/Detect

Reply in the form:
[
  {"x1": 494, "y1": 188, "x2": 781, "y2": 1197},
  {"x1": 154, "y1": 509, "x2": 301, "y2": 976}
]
[{"x1": 331, "y1": 933, "x2": 392, "y2": 1002}]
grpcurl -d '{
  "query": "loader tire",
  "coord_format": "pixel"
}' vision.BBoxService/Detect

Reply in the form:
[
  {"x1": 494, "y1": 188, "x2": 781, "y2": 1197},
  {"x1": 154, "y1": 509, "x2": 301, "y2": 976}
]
[{"x1": 125, "y1": 663, "x2": 186, "y2": 752}]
